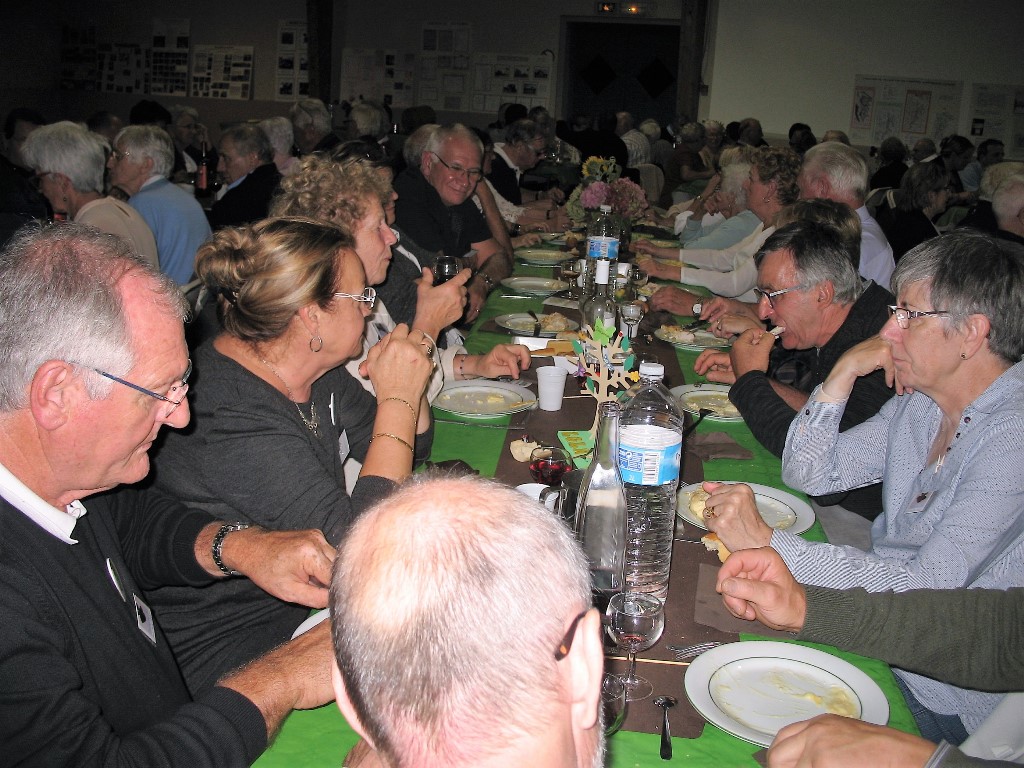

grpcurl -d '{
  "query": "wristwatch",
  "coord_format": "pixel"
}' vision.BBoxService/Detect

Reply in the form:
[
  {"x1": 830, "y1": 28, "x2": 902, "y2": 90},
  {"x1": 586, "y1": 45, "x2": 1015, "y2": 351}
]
[
  {"x1": 212, "y1": 522, "x2": 251, "y2": 577},
  {"x1": 692, "y1": 302, "x2": 702, "y2": 316}
]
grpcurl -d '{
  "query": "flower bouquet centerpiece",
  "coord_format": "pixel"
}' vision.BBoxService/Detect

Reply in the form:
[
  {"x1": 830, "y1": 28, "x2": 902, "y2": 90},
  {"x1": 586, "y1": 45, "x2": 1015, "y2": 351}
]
[{"x1": 565, "y1": 156, "x2": 648, "y2": 245}]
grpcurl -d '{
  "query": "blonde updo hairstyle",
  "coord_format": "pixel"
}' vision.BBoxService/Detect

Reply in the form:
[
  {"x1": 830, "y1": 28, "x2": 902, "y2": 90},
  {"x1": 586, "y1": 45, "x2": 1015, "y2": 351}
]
[
  {"x1": 271, "y1": 155, "x2": 391, "y2": 233},
  {"x1": 196, "y1": 216, "x2": 354, "y2": 343}
]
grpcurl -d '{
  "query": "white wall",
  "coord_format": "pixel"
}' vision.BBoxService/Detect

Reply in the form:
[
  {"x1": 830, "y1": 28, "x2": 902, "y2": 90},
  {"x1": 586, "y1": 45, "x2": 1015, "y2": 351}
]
[{"x1": 703, "y1": 0, "x2": 1024, "y2": 142}]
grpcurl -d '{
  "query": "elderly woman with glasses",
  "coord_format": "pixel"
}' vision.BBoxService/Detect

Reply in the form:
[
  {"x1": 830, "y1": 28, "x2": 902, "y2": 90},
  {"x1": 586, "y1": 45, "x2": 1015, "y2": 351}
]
[
  {"x1": 148, "y1": 216, "x2": 433, "y2": 694},
  {"x1": 20, "y1": 121, "x2": 158, "y2": 266},
  {"x1": 700, "y1": 231, "x2": 1024, "y2": 745}
]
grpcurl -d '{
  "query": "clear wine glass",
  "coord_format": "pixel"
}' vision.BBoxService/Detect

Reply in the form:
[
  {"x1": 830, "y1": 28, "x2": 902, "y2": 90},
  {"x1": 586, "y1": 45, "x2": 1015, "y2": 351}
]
[
  {"x1": 560, "y1": 259, "x2": 581, "y2": 300},
  {"x1": 606, "y1": 592, "x2": 665, "y2": 701},
  {"x1": 618, "y1": 302, "x2": 643, "y2": 340}
]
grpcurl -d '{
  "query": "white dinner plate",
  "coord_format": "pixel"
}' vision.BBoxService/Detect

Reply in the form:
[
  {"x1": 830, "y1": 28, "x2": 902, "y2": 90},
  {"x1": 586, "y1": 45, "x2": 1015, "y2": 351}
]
[
  {"x1": 494, "y1": 313, "x2": 579, "y2": 336},
  {"x1": 500, "y1": 277, "x2": 570, "y2": 296},
  {"x1": 433, "y1": 380, "x2": 536, "y2": 418},
  {"x1": 670, "y1": 383, "x2": 742, "y2": 422},
  {"x1": 676, "y1": 482, "x2": 815, "y2": 535},
  {"x1": 291, "y1": 609, "x2": 330, "y2": 639},
  {"x1": 685, "y1": 641, "x2": 889, "y2": 747},
  {"x1": 516, "y1": 248, "x2": 571, "y2": 266},
  {"x1": 655, "y1": 327, "x2": 729, "y2": 351}
]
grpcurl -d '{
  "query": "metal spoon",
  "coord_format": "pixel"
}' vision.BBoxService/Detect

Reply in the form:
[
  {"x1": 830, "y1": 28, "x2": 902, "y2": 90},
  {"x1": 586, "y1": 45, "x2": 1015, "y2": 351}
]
[
  {"x1": 681, "y1": 408, "x2": 714, "y2": 440},
  {"x1": 653, "y1": 695, "x2": 677, "y2": 759}
]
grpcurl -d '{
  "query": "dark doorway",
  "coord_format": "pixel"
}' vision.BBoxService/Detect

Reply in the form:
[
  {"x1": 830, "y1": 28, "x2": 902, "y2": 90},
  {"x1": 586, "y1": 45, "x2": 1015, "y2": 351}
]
[{"x1": 563, "y1": 20, "x2": 680, "y2": 129}]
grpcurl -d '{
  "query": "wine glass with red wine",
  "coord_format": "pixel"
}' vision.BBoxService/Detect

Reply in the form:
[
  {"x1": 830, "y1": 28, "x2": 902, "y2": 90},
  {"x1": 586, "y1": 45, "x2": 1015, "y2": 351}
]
[{"x1": 529, "y1": 446, "x2": 572, "y2": 486}]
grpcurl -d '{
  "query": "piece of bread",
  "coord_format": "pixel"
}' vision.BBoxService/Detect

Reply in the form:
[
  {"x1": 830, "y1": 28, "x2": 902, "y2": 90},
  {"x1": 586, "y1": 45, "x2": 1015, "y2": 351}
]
[
  {"x1": 689, "y1": 489, "x2": 710, "y2": 517},
  {"x1": 701, "y1": 532, "x2": 731, "y2": 563}
]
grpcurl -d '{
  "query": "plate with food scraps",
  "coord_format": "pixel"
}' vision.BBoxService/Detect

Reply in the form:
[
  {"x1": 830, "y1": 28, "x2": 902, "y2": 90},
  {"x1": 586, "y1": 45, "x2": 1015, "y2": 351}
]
[
  {"x1": 676, "y1": 482, "x2": 814, "y2": 535},
  {"x1": 685, "y1": 641, "x2": 888, "y2": 747},
  {"x1": 494, "y1": 312, "x2": 579, "y2": 337},
  {"x1": 670, "y1": 383, "x2": 742, "y2": 422},
  {"x1": 655, "y1": 326, "x2": 729, "y2": 351},
  {"x1": 500, "y1": 277, "x2": 570, "y2": 296},
  {"x1": 433, "y1": 380, "x2": 536, "y2": 419},
  {"x1": 516, "y1": 248, "x2": 572, "y2": 266}
]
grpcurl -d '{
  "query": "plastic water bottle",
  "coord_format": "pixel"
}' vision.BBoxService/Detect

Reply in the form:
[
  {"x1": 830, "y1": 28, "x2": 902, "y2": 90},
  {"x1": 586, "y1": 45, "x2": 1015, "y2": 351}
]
[
  {"x1": 580, "y1": 204, "x2": 620, "y2": 309},
  {"x1": 617, "y1": 362, "x2": 684, "y2": 598},
  {"x1": 575, "y1": 401, "x2": 627, "y2": 611}
]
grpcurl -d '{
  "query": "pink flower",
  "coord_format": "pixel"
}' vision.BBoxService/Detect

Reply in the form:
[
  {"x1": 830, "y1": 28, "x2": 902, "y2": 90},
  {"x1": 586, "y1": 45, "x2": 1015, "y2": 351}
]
[{"x1": 580, "y1": 181, "x2": 610, "y2": 209}]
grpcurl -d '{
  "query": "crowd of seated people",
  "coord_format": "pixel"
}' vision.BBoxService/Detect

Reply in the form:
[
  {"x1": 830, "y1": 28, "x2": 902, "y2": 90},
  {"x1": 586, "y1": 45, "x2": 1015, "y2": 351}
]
[{"x1": 2, "y1": 94, "x2": 1022, "y2": 768}]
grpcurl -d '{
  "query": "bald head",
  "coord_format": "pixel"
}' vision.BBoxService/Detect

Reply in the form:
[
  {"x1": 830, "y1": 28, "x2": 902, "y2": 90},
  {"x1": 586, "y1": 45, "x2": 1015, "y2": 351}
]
[{"x1": 330, "y1": 474, "x2": 595, "y2": 767}]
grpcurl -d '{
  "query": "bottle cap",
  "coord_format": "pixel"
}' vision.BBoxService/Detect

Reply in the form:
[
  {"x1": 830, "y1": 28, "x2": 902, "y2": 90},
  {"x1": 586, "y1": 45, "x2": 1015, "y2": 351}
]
[{"x1": 638, "y1": 362, "x2": 665, "y2": 378}]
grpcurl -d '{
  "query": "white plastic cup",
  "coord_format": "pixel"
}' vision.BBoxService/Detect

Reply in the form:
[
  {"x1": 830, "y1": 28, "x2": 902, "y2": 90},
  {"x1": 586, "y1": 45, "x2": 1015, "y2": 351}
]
[{"x1": 537, "y1": 366, "x2": 569, "y2": 411}]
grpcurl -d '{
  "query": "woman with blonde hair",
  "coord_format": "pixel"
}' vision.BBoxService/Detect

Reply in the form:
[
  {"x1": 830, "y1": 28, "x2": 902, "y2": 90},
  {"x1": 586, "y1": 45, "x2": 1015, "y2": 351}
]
[{"x1": 149, "y1": 216, "x2": 434, "y2": 694}]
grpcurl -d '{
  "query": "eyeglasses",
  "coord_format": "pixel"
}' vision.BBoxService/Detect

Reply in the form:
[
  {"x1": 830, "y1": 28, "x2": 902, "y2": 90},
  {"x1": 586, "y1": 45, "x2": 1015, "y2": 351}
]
[
  {"x1": 887, "y1": 305, "x2": 951, "y2": 329},
  {"x1": 753, "y1": 284, "x2": 805, "y2": 310},
  {"x1": 91, "y1": 359, "x2": 192, "y2": 419},
  {"x1": 334, "y1": 287, "x2": 377, "y2": 308},
  {"x1": 110, "y1": 149, "x2": 132, "y2": 162},
  {"x1": 554, "y1": 609, "x2": 589, "y2": 661},
  {"x1": 430, "y1": 152, "x2": 483, "y2": 182}
]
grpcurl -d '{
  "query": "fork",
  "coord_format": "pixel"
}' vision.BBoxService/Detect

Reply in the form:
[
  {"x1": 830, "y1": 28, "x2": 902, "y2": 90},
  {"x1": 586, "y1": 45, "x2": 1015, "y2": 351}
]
[{"x1": 668, "y1": 641, "x2": 722, "y2": 660}]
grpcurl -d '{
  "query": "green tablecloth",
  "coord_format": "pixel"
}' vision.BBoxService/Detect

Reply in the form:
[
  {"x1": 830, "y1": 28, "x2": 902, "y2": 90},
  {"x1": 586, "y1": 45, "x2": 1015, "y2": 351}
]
[{"x1": 253, "y1": 258, "x2": 915, "y2": 768}]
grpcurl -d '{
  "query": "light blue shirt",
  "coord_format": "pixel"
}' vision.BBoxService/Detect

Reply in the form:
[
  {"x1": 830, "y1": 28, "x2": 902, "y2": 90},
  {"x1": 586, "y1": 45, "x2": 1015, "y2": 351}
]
[
  {"x1": 778, "y1": 362, "x2": 1024, "y2": 732},
  {"x1": 129, "y1": 177, "x2": 212, "y2": 285}
]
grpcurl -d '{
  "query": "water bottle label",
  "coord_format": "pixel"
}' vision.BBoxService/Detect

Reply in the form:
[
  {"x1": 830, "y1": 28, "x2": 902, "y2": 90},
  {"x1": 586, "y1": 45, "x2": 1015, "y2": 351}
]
[
  {"x1": 587, "y1": 236, "x2": 619, "y2": 261},
  {"x1": 618, "y1": 425, "x2": 682, "y2": 485}
]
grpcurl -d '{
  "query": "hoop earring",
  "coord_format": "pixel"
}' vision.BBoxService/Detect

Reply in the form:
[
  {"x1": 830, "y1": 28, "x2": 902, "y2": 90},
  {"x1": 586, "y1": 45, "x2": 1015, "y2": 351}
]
[{"x1": 309, "y1": 336, "x2": 323, "y2": 353}]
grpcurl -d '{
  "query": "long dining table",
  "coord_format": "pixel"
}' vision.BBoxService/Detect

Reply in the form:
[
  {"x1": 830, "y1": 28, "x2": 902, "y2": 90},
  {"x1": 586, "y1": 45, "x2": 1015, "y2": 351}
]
[{"x1": 253, "y1": 243, "x2": 918, "y2": 767}]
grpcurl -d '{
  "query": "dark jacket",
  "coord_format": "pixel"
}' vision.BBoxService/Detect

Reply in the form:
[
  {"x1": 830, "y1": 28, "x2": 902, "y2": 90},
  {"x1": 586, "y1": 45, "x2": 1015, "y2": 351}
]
[{"x1": 207, "y1": 163, "x2": 282, "y2": 230}]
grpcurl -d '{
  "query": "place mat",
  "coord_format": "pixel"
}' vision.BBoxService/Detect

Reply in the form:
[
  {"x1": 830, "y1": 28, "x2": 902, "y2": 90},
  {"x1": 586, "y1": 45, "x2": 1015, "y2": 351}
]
[
  {"x1": 686, "y1": 431, "x2": 754, "y2": 462},
  {"x1": 693, "y1": 563, "x2": 791, "y2": 638}
]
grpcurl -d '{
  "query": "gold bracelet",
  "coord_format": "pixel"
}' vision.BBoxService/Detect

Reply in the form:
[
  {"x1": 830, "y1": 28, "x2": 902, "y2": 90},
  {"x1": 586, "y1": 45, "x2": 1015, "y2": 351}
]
[
  {"x1": 379, "y1": 396, "x2": 416, "y2": 421},
  {"x1": 370, "y1": 432, "x2": 414, "y2": 454}
]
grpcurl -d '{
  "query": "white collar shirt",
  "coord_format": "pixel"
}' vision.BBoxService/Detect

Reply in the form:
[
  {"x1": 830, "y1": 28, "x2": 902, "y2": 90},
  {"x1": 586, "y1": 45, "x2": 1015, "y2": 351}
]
[{"x1": 0, "y1": 459, "x2": 85, "y2": 544}]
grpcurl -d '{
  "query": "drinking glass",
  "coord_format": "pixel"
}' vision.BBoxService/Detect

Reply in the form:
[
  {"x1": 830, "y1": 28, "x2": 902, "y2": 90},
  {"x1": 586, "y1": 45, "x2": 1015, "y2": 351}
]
[
  {"x1": 529, "y1": 446, "x2": 572, "y2": 486},
  {"x1": 606, "y1": 592, "x2": 665, "y2": 701},
  {"x1": 618, "y1": 302, "x2": 643, "y2": 340},
  {"x1": 601, "y1": 674, "x2": 628, "y2": 736},
  {"x1": 560, "y1": 260, "x2": 582, "y2": 300}
]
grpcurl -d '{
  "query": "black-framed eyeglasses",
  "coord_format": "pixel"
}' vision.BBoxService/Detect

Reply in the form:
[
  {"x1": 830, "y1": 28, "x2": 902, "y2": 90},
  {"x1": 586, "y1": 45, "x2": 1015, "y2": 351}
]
[
  {"x1": 753, "y1": 284, "x2": 805, "y2": 310},
  {"x1": 887, "y1": 304, "x2": 951, "y2": 330},
  {"x1": 92, "y1": 359, "x2": 192, "y2": 418},
  {"x1": 554, "y1": 609, "x2": 589, "y2": 661},
  {"x1": 430, "y1": 151, "x2": 483, "y2": 182},
  {"x1": 334, "y1": 287, "x2": 377, "y2": 308}
]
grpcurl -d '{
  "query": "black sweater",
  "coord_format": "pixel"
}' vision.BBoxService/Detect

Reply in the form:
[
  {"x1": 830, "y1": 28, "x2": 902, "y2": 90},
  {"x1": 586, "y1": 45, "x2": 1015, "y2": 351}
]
[{"x1": 729, "y1": 281, "x2": 895, "y2": 519}]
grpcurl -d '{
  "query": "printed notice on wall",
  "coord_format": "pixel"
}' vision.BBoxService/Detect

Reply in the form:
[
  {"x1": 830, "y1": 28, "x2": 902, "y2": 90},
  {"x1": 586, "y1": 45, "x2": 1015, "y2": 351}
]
[
  {"x1": 98, "y1": 43, "x2": 145, "y2": 95},
  {"x1": 150, "y1": 18, "x2": 190, "y2": 96},
  {"x1": 275, "y1": 20, "x2": 309, "y2": 101},
  {"x1": 192, "y1": 45, "x2": 254, "y2": 100},
  {"x1": 849, "y1": 76, "x2": 962, "y2": 148},
  {"x1": 969, "y1": 83, "x2": 1024, "y2": 159}
]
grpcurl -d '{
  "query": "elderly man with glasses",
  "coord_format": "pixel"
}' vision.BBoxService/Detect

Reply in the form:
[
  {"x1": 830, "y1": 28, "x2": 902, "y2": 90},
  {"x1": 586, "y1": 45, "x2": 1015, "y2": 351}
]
[
  {"x1": 393, "y1": 123, "x2": 513, "y2": 321},
  {"x1": 329, "y1": 473, "x2": 607, "y2": 768},
  {"x1": 0, "y1": 223, "x2": 338, "y2": 767},
  {"x1": 488, "y1": 118, "x2": 549, "y2": 206},
  {"x1": 695, "y1": 218, "x2": 894, "y2": 530},
  {"x1": 108, "y1": 124, "x2": 212, "y2": 285}
]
